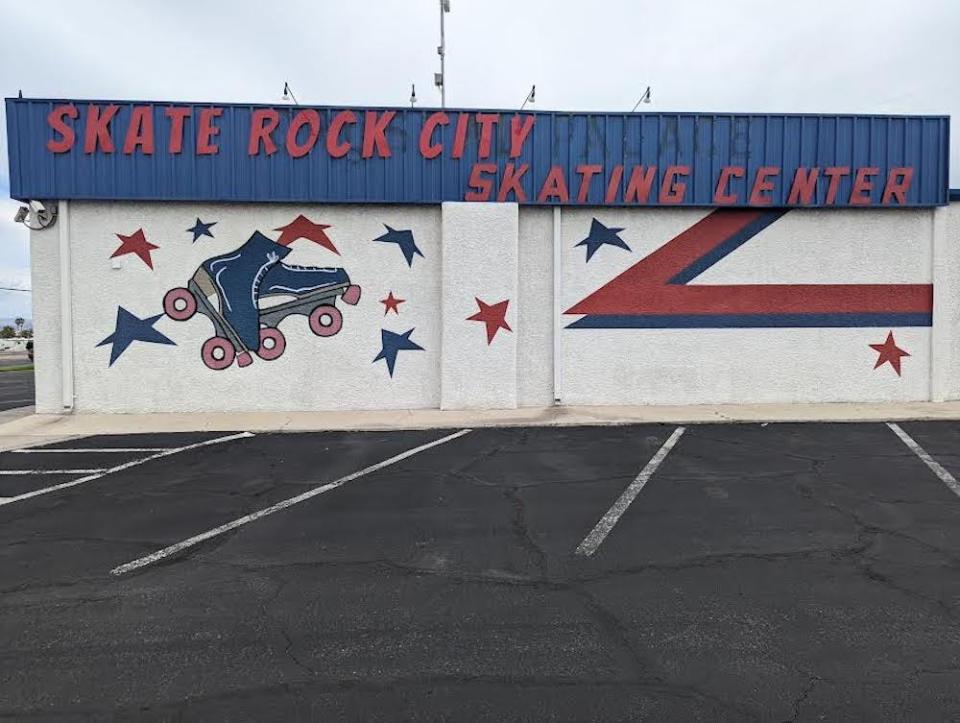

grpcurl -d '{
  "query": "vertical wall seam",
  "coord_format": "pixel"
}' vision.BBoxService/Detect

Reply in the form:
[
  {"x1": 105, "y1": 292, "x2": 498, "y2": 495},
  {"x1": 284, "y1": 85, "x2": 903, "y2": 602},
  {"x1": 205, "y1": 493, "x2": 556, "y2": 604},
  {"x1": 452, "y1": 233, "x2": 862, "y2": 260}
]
[
  {"x1": 58, "y1": 199, "x2": 74, "y2": 411},
  {"x1": 438, "y1": 202, "x2": 446, "y2": 409},
  {"x1": 552, "y1": 206, "x2": 562, "y2": 404},
  {"x1": 512, "y1": 203, "x2": 524, "y2": 409},
  {"x1": 930, "y1": 207, "x2": 936, "y2": 401}
]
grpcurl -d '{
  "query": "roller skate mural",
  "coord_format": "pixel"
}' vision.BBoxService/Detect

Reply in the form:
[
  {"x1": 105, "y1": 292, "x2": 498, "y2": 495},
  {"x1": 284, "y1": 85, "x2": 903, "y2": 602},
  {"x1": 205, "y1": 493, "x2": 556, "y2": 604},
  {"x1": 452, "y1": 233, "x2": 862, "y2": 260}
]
[{"x1": 162, "y1": 228, "x2": 361, "y2": 371}]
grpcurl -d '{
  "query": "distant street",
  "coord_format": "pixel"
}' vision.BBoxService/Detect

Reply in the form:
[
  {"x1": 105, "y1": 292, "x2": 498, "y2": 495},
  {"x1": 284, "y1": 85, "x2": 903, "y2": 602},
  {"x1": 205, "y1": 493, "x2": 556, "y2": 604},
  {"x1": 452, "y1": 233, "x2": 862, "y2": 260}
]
[{"x1": 0, "y1": 352, "x2": 30, "y2": 368}]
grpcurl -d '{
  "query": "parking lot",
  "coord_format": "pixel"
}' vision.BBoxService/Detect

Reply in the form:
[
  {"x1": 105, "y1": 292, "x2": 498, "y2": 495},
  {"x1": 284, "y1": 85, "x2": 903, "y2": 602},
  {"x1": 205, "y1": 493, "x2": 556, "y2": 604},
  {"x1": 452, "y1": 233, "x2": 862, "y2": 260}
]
[
  {"x1": 2, "y1": 421, "x2": 960, "y2": 720},
  {"x1": 0, "y1": 367, "x2": 34, "y2": 412}
]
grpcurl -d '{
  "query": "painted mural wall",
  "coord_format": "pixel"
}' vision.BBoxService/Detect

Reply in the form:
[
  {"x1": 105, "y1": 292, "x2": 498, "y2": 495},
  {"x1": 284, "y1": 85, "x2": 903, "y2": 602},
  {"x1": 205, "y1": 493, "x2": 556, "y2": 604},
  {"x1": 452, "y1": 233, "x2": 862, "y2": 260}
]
[
  {"x1": 54, "y1": 203, "x2": 443, "y2": 412},
  {"x1": 29, "y1": 200, "x2": 960, "y2": 413},
  {"x1": 560, "y1": 208, "x2": 935, "y2": 405}
]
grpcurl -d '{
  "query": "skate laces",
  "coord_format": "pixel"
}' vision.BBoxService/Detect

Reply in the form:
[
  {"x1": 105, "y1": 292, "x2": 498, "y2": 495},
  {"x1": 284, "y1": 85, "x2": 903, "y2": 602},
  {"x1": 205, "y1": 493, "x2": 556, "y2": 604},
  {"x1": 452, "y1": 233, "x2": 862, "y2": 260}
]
[
  {"x1": 252, "y1": 252, "x2": 281, "y2": 302},
  {"x1": 280, "y1": 263, "x2": 341, "y2": 273}
]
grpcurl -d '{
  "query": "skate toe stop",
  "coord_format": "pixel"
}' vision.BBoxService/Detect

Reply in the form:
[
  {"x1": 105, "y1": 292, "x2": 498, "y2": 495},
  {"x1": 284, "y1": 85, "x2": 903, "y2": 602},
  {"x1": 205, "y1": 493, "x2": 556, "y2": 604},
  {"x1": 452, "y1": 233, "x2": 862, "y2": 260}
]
[
  {"x1": 236, "y1": 351, "x2": 254, "y2": 368},
  {"x1": 343, "y1": 285, "x2": 361, "y2": 306}
]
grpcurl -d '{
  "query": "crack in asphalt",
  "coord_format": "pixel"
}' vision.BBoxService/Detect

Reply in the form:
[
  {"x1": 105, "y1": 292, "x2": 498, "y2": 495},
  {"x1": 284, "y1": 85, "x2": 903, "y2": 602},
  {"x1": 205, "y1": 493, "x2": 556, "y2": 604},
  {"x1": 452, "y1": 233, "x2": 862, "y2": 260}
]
[
  {"x1": 792, "y1": 474, "x2": 960, "y2": 619},
  {"x1": 251, "y1": 572, "x2": 320, "y2": 679},
  {"x1": 789, "y1": 674, "x2": 823, "y2": 722},
  {"x1": 502, "y1": 485, "x2": 549, "y2": 577}
]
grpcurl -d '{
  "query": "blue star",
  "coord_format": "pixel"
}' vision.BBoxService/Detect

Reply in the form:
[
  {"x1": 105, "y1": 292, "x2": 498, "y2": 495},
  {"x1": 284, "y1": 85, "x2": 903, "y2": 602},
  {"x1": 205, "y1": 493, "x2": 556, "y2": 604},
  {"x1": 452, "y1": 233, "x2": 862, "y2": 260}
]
[
  {"x1": 576, "y1": 218, "x2": 631, "y2": 262},
  {"x1": 374, "y1": 224, "x2": 424, "y2": 267},
  {"x1": 373, "y1": 328, "x2": 424, "y2": 377},
  {"x1": 97, "y1": 306, "x2": 176, "y2": 366},
  {"x1": 187, "y1": 218, "x2": 217, "y2": 242}
]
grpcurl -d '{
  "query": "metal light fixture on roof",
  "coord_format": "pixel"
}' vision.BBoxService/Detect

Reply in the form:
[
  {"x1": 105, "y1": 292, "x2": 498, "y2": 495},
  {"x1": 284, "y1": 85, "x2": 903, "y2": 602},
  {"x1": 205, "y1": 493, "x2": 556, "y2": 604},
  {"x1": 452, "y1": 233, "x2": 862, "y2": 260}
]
[
  {"x1": 410, "y1": 84, "x2": 417, "y2": 108},
  {"x1": 282, "y1": 81, "x2": 298, "y2": 105},
  {"x1": 520, "y1": 84, "x2": 536, "y2": 111},
  {"x1": 631, "y1": 87, "x2": 652, "y2": 112}
]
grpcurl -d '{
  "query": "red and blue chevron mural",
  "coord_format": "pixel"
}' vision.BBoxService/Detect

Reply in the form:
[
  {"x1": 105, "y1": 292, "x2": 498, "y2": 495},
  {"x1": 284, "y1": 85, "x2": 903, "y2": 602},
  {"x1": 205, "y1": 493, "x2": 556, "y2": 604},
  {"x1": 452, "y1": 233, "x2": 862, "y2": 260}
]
[{"x1": 566, "y1": 210, "x2": 933, "y2": 329}]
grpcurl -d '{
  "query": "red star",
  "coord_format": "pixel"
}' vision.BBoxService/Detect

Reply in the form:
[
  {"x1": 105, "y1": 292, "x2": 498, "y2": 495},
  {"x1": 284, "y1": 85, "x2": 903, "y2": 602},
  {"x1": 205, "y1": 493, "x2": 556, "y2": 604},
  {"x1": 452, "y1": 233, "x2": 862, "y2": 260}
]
[
  {"x1": 274, "y1": 215, "x2": 339, "y2": 254},
  {"x1": 467, "y1": 297, "x2": 512, "y2": 344},
  {"x1": 380, "y1": 291, "x2": 405, "y2": 315},
  {"x1": 870, "y1": 331, "x2": 910, "y2": 376},
  {"x1": 111, "y1": 229, "x2": 159, "y2": 269}
]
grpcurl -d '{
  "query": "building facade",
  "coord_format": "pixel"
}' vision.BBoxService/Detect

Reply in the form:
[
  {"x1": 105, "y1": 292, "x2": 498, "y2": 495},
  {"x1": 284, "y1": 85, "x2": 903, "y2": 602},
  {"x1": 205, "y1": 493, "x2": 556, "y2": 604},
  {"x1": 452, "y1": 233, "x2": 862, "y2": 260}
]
[{"x1": 6, "y1": 99, "x2": 957, "y2": 413}]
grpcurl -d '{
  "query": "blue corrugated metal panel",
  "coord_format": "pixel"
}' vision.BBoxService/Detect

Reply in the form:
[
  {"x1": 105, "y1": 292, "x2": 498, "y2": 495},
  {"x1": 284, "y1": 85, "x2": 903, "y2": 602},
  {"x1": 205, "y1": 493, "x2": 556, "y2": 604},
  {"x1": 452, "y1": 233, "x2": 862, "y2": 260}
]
[
  {"x1": 5, "y1": 98, "x2": 950, "y2": 207},
  {"x1": 951, "y1": 189, "x2": 960, "y2": 202}
]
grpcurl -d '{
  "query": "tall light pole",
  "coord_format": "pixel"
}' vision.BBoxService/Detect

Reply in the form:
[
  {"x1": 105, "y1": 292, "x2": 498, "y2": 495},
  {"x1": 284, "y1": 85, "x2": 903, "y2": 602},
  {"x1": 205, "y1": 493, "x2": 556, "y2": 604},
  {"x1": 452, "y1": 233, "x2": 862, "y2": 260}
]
[{"x1": 437, "y1": 0, "x2": 450, "y2": 107}]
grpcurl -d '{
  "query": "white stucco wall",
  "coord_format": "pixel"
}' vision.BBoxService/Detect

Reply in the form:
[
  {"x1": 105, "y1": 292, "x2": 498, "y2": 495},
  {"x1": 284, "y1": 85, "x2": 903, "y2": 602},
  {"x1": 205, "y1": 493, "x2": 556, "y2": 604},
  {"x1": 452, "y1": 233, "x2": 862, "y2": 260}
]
[
  {"x1": 932, "y1": 202, "x2": 960, "y2": 401},
  {"x1": 28, "y1": 199, "x2": 960, "y2": 413},
  {"x1": 559, "y1": 207, "x2": 938, "y2": 406},
  {"x1": 49, "y1": 202, "x2": 442, "y2": 413},
  {"x1": 30, "y1": 220, "x2": 63, "y2": 412},
  {"x1": 440, "y1": 202, "x2": 518, "y2": 410},
  {"x1": 517, "y1": 208, "x2": 554, "y2": 408}
]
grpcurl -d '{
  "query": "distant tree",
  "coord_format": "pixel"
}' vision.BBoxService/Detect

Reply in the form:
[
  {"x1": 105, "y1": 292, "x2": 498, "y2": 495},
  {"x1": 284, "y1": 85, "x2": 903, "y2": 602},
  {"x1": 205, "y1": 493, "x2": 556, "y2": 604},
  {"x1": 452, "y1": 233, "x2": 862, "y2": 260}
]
[
  {"x1": 14, "y1": 318, "x2": 24, "y2": 334},
  {"x1": 0, "y1": 326, "x2": 15, "y2": 339},
  {"x1": 21, "y1": 329, "x2": 32, "y2": 338}
]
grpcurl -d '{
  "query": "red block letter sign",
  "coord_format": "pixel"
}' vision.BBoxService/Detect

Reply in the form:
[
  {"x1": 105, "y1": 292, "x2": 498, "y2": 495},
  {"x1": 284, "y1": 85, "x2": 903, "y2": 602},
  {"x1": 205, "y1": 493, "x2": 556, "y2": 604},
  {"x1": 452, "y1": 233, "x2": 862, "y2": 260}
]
[
  {"x1": 419, "y1": 112, "x2": 449, "y2": 159},
  {"x1": 165, "y1": 107, "x2": 191, "y2": 153},
  {"x1": 465, "y1": 163, "x2": 496, "y2": 201},
  {"x1": 197, "y1": 107, "x2": 223, "y2": 155},
  {"x1": 714, "y1": 166, "x2": 745, "y2": 205},
  {"x1": 248, "y1": 109, "x2": 280, "y2": 155},
  {"x1": 123, "y1": 106, "x2": 155, "y2": 155},
  {"x1": 362, "y1": 111, "x2": 395, "y2": 158},
  {"x1": 327, "y1": 111, "x2": 357, "y2": 158},
  {"x1": 659, "y1": 165, "x2": 690, "y2": 204},
  {"x1": 47, "y1": 104, "x2": 78, "y2": 153},
  {"x1": 286, "y1": 109, "x2": 321, "y2": 158},
  {"x1": 84, "y1": 104, "x2": 120, "y2": 153}
]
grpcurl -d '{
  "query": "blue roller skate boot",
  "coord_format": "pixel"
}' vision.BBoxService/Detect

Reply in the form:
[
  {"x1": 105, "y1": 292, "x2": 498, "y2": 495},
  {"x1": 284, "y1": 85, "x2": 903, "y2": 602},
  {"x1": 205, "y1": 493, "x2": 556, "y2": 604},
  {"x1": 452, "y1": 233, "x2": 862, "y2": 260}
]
[
  {"x1": 257, "y1": 264, "x2": 362, "y2": 343},
  {"x1": 260, "y1": 264, "x2": 350, "y2": 298},
  {"x1": 163, "y1": 231, "x2": 290, "y2": 370}
]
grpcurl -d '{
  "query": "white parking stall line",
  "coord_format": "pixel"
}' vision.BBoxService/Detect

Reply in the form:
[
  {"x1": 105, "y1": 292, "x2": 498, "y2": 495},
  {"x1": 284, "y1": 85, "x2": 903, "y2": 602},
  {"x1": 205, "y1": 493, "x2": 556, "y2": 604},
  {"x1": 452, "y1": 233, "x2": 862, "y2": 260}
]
[
  {"x1": 575, "y1": 426, "x2": 686, "y2": 557},
  {"x1": 0, "y1": 432, "x2": 255, "y2": 508},
  {"x1": 11, "y1": 448, "x2": 170, "y2": 454},
  {"x1": 0, "y1": 469, "x2": 106, "y2": 475},
  {"x1": 887, "y1": 422, "x2": 960, "y2": 498},
  {"x1": 111, "y1": 428, "x2": 473, "y2": 576}
]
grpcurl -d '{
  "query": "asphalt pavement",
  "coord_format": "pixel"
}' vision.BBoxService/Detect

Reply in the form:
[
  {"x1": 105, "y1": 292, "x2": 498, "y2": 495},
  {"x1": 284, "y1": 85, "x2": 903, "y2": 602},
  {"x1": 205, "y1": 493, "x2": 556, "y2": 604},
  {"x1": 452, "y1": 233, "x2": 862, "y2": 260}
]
[
  {"x1": 2, "y1": 422, "x2": 960, "y2": 720},
  {"x1": 0, "y1": 364, "x2": 34, "y2": 411}
]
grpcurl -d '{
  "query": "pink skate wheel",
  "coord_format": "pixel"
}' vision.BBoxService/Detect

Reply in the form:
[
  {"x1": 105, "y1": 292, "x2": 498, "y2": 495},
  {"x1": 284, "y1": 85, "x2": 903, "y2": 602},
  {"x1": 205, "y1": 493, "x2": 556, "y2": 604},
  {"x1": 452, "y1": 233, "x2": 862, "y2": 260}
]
[
  {"x1": 257, "y1": 327, "x2": 286, "y2": 361},
  {"x1": 163, "y1": 287, "x2": 197, "y2": 321},
  {"x1": 236, "y1": 351, "x2": 253, "y2": 368},
  {"x1": 309, "y1": 305, "x2": 343, "y2": 337},
  {"x1": 342, "y1": 285, "x2": 361, "y2": 306},
  {"x1": 201, "y1": 337, "x2": 235, "y2": 370}
]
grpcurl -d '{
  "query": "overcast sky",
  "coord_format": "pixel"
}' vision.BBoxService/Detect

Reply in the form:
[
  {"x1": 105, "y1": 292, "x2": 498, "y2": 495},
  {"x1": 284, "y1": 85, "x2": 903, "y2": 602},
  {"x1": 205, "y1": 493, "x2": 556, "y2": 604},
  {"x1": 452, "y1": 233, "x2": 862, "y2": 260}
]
[{"x1": 1, "y1": 0, "x2": 957, "y2": 321}]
